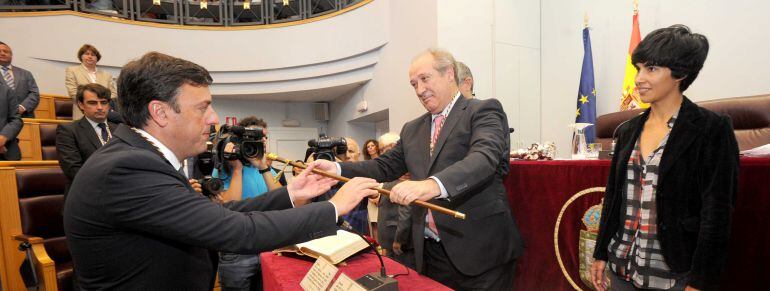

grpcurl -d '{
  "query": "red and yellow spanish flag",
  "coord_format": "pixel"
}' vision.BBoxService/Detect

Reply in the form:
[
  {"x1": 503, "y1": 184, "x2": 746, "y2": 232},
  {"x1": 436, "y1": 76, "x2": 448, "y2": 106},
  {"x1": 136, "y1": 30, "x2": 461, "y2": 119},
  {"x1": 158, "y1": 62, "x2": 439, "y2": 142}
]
[{"x1": 620, "y1": 3, "x2": 648, "y2": 110}]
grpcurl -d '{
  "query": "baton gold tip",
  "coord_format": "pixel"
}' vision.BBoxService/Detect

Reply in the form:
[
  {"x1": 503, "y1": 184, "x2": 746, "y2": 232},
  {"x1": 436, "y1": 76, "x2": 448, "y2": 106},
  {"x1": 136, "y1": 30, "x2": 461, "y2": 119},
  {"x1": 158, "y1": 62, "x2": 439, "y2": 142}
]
[{"x1": 455, "y1": 212, "x2": 466, "y2": 220}]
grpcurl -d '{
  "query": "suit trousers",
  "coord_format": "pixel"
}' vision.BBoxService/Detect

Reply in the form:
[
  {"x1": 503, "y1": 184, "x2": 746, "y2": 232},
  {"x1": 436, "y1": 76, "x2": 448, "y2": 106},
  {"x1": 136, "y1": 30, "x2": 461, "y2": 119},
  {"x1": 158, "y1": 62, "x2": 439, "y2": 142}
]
[{"x1": 424, "y1": 238, "x2": 516, "y2": 290}]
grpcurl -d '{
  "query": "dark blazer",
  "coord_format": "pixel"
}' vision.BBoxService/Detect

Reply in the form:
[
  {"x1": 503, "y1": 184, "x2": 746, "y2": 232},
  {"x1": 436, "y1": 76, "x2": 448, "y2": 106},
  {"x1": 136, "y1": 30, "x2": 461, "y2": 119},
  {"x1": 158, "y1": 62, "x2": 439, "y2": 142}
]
[
  {"x1": 341, "y1": 97, "x2": 523, "y2": 276},
  {"x1": 0, "y1": 85, "x2": 22, "y2": 160},
  {"x1": 64, "y1": 125, "x2": 338, "y2": 290},
  {"x1": 377, "y1": 180, "x2": 412, "y2": 252},
  {"x1": 0, "y1": 66, "x2": 39, "y2": 118},
  {"x1": 55, "y1": 118, "x2": 117, "y2": 189},
  {"x1": 593, "y1": 97, "x2": 739, "y2": 290}
]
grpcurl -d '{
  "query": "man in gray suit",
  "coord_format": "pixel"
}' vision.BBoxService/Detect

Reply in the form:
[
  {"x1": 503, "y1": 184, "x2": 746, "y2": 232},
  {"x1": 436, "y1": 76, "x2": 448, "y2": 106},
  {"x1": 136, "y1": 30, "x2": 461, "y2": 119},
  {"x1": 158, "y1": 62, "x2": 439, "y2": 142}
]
[
  {"x1": 0, "y1": 84, "x2": 23, "y2": 160},
  {"x1": 0, "y1": 41, "x2": 40, "y2": 118},
  {"x1": 314, "y1": 48, "x2": 523, "y2": 290}
]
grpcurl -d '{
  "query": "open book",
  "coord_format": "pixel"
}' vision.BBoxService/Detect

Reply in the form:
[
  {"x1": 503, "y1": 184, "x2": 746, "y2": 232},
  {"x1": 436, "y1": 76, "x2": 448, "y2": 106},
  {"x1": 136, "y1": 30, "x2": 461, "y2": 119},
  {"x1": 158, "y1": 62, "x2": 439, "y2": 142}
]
[{"x1": 275, "y1": 230, "x2": 369, "y2": 264}]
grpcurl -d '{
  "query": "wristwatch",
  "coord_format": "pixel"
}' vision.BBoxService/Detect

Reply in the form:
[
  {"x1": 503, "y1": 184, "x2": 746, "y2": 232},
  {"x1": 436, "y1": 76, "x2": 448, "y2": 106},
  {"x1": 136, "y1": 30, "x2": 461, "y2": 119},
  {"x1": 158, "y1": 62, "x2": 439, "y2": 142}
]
[{"x1": 259, "y1": 168, "x2": 271, "y2": 174}]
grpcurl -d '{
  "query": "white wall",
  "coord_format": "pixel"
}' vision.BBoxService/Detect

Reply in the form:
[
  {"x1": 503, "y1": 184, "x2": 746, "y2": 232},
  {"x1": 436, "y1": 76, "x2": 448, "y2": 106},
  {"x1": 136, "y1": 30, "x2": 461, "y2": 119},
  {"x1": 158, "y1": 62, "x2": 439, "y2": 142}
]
[
  {"x1": 437, "y1": 0, "x2": 541, "y2": 149},
  {"x1": 541, "y1": 0, "x2": 770, "y2": 157},
  {"x1": 212, "y1": 99, "x2": 322, "y2": 130},
  {"x1": 327, "y1": 0, "x2": 437, "y2": 143},
  {"x1": 0, "y1": 1, "x2": 388, "y2": 98}
]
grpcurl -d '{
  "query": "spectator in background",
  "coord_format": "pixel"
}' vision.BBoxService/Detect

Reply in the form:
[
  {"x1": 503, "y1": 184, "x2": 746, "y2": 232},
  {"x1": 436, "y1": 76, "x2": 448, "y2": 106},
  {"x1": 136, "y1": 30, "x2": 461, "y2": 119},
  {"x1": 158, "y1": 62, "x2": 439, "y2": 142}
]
[
  {"x1": 344, "y1": 137, "x2": 361, "y2": 162},
  {"x1": 56, "y1": 84, "x2": 117, "y2": 197},
  {"x1": 0, "y1": 41, "x2": 40, "y2": 118},
  {"x1": 214, "y1": 116, "x2": 281, "y2": 291},
  {"x1": 0, "y1": 82, "x2": 22, "y2": 160},
  {"x1": 456, "y1": 61, "x2": 474, "y2": 99},
  {"x1": 362, "y1": 139, "x2": 379, "y2": 160},
  {"x1": 370, "y1": 132, "x2": 414, "y2": 268},
  {"x1": 65, "y1": 44, "x2": 120, "y2": 122},
  {"x1": 339, "y1": 137, "x2": 369, "y2": 233}
]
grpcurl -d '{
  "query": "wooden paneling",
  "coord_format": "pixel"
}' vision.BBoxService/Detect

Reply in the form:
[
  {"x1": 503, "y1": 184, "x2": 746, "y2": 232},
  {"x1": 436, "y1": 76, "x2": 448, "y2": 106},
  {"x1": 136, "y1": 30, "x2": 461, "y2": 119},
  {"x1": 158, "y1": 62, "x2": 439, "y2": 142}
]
[
  {"x1": 0, "y1": 167, "x2": 27, "y2": 291},
  {"x1": 0, "y1": 164, "x2": 61, "y2": 291}
]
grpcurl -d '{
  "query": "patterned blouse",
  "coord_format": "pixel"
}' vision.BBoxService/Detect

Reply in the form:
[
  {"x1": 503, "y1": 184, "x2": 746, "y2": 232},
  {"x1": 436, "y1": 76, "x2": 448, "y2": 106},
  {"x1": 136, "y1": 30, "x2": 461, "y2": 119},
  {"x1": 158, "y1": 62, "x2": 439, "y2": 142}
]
[{"x1": 607, "y1": 115, "x2": 685, "y2": 289}]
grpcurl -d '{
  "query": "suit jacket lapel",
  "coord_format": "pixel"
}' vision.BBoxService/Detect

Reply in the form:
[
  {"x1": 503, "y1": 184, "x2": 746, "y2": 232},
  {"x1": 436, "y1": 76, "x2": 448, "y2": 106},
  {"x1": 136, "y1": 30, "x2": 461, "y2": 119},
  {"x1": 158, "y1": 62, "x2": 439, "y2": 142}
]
[
  {"x1": 11, "y1": 67, "x2": 22, "y2": 91},
  {"x1": 428, "y1": 97, "x2": 468, "y2": 169},
  {"x1": 79, "y1": 118, "x2": 102, "y2": 149},
  {"x1": 412, "y1": 114, "x2": 431, "y2": 178},
  {"x1": 658, "y1": 98, "x2": 702, "y2": 183}
]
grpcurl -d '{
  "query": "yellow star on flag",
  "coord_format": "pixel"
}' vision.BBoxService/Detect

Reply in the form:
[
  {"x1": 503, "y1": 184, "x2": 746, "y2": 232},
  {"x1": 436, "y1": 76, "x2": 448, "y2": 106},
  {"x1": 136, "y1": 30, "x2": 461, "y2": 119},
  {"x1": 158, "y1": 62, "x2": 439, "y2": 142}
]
[
  {"x1": 592, "y1": 88, "x2": 597, "y2": 96},
  {"x1": 580, "y1": 95, "x2": 589, "y2": 104},
  {"x1": 576, "y1": 108, "x2": 581, "y2": 117}
]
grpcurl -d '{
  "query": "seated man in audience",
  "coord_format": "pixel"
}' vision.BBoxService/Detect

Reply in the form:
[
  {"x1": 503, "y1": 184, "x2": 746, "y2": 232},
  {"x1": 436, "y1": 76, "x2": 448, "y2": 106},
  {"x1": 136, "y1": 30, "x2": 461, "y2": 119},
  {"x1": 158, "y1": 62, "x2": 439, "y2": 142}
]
[
  {"x1": 213, "y1": 116, "x2": 281, "y2": 291},
  {"x1": 0, "y1": 83, "x2": 22, "y2": 160},
  {"x1": 0, "y1": 41, "x2": 40, "y2": 118},
  {"x1": 56, "y1": 83, "x2": 117, "y2": 197},
  {"x1": 64, "y1": 52, "x2": 378, "y2": 289}
]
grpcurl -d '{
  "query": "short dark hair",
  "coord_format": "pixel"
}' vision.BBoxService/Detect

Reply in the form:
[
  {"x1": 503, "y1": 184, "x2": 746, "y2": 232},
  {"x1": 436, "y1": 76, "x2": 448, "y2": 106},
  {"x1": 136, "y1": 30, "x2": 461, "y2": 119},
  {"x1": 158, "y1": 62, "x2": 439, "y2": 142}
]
[
  {"x1": 117, "y1": 52, "x2": 212, "y2": 128},
  {"x1": 77, "y1": 44, "x2": 102, "y2": 62},
  {"x1": 632, "y1": 24, "x2": 709, "y2": 92},
  {"x1": 76, "y1": 83, "x2": 111, "y2": 103},
  {"x1": 238, "y1": 116, "x2": 267, "y2": 128}
]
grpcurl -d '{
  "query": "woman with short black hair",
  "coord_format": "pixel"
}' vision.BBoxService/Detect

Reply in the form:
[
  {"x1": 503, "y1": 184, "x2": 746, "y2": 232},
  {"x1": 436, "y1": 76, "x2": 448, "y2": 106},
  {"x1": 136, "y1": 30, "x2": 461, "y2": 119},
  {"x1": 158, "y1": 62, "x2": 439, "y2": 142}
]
[{"x1": 591, "y1": 25, "x2": 739, "y2": 291}]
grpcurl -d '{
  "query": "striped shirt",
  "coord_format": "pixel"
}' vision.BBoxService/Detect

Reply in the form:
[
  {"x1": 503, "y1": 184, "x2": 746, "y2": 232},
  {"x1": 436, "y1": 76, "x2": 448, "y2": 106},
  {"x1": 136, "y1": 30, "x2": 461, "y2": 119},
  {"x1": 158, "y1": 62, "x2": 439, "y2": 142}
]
[{"x1": 607, "y1": 115, "x2": 685, "y2": 289}]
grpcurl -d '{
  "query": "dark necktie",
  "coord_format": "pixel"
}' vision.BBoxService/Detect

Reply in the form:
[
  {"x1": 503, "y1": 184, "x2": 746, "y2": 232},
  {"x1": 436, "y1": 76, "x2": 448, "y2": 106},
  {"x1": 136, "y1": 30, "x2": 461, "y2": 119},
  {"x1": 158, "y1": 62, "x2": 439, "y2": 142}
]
[{"x1": 97, "y1": 123, "x2": 109, "y2": 144}]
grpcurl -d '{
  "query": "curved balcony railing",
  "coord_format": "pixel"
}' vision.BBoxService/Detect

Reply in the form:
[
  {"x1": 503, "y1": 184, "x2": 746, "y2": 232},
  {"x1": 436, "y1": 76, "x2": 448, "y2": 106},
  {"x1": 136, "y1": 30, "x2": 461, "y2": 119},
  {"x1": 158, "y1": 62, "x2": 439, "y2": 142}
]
[{"x1": 0, "y1": 0, "x2": 367, "y2": 27}]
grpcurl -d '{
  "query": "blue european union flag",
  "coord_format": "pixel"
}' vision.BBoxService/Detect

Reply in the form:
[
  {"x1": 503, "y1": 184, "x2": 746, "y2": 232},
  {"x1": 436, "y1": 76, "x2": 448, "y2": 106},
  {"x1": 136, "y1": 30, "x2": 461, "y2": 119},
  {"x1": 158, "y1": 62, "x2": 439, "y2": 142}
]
[{"x1": 576, "y1": 27, "x2": 597, "y2": 143}]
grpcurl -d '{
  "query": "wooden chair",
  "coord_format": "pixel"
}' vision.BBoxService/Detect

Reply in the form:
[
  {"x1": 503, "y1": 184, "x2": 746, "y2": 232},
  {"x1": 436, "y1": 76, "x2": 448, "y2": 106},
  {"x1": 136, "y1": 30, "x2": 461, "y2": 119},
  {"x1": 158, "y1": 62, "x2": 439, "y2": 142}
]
[
  {"x1": 0, "y1": 162, "x2": 70, "y2": 291},
  {"x1": 17, "y1": 119, "x2": 71, "y2": 161}
]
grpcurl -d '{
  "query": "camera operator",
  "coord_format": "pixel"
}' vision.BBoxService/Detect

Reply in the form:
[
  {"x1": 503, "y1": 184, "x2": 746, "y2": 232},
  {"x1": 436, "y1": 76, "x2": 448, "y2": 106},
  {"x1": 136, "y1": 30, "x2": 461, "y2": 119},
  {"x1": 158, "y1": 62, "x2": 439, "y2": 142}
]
[
  {"x1": 307, "y1": 136, "x2": 371, "y2": 235},
  {"x1": 212, "y1": 116, "x2": 279, "y2": 291}
]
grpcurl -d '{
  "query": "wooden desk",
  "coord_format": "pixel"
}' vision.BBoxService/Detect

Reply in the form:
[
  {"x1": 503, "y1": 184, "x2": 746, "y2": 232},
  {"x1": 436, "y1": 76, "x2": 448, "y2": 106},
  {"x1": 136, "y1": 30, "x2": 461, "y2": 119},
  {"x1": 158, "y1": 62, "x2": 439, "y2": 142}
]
[
  {"x1": 261, "y1": 252, "x2": 449, "y2": 290},
  {"x1": 505, "y1": 158, "x2": 770, "y2": 291}
]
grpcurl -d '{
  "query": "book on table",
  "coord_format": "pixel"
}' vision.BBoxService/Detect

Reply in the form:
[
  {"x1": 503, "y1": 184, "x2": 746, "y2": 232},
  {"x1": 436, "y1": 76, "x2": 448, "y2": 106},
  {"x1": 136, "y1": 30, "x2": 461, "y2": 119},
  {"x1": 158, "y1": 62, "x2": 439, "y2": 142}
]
[{"x1": 274, "y1": 229, "x2": 369, "y2": 264}]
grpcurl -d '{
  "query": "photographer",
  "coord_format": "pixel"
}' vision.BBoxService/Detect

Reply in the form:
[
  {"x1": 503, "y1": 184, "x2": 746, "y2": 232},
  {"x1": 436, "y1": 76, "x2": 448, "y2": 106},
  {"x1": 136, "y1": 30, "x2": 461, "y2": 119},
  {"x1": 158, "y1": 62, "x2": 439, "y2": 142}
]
[
  {"x1": 213, "y1": 116, "x2": 279, "y2": 291},
  {"x1": 308, "y1": 136, "x2": 370, "y2": 234}
]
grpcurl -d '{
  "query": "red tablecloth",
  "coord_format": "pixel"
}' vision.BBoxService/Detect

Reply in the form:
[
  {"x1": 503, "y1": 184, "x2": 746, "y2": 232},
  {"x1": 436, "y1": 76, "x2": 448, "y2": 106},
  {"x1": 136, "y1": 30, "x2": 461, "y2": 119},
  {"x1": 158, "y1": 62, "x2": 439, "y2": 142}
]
[
  {"x1": 505, "y1": 157, "x2": 770, "y2": 291},
  {"x1": 261, "y1": 252, "x2": 450, "y2": 291}
]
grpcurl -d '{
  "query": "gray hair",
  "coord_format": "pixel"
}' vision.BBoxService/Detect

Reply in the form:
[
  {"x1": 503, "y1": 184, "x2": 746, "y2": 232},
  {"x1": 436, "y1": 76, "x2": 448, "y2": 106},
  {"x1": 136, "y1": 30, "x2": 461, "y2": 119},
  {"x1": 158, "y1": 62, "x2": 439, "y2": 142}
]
[
  {"x1": 378, "y1": 132, "x2": 400, "y2": 148},
  {"x1": 456, "y1": 61, "x2": 473, "y2": 84},
  {"x1": 414, "y1": 48, "x2": 459, "y2": 85}
]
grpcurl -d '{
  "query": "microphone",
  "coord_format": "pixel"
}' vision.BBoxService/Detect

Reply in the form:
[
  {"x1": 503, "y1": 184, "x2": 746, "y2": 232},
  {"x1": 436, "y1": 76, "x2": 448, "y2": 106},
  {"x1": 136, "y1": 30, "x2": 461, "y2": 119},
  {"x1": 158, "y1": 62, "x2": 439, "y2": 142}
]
[
  {"x1": 338, "y1": 221, "x2": 398, "y2": 290},
  {"x1": 509, "y1": 127, "x2": 515, "y2": 134}
]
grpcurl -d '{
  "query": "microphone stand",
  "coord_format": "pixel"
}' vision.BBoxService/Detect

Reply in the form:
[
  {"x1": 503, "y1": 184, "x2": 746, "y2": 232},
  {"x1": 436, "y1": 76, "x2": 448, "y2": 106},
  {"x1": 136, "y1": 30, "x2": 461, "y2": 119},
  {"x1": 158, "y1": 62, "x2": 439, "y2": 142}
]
[{"x1": 339, "y1": 221, "x2": 398, "y2": 291}]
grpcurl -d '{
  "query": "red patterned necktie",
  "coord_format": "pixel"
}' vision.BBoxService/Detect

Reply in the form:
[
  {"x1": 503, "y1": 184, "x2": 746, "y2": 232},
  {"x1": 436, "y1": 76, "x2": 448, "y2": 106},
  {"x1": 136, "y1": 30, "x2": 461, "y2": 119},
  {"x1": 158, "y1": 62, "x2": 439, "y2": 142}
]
[
  {"x1": 430, "y1": 114, "x2": 446, "y2": 155},
  {"x1": 426, "y1": 114, "x2": 446, "y2": 236}
]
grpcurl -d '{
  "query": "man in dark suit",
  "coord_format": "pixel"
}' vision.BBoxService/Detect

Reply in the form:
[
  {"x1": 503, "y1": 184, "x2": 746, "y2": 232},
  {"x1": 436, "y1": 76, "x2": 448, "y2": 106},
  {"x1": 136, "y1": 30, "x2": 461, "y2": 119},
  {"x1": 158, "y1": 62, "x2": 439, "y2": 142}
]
[
  {"x1": 372, "y1": 133, "x2": 415, "y2": 268},
  {"x1": 63, "y1": 52, "x2": 378, "y2": 290},
  {"x1": 0, "y1": 84, "x2": 22, "y2": 160},
  {"x1": 0, "y1": 41, "x2": 40, "y2": 118},
  {"x1": 314, "y1": 49, "x2": 524, "y2": 290},
  {"x1": 56, "y1": 83, "x2": 116, "y2": 195}
]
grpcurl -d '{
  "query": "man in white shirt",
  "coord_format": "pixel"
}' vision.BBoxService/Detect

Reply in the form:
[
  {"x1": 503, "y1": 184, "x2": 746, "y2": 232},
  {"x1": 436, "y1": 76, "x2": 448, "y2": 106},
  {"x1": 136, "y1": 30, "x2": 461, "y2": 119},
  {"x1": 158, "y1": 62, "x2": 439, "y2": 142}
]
[{"x1": 64, "y1": 51, "x2": 378, "y2": 289}]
